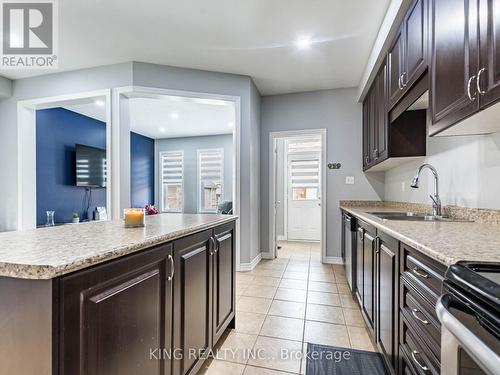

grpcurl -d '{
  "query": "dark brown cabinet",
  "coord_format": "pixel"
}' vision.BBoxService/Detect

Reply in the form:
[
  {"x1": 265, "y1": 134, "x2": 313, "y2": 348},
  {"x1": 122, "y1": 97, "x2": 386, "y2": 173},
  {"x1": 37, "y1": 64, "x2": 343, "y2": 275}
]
[
  {"x1": 388, "y1": 0, "x2": 428, "y2": 109},
  {"x1": 172, "y1": 230, "x2": 213, "y2": 375},
  {"x1": 58, "y1": 222, "x2": 236, "y2": 375},
  {"x1": 479, "y1": 0, "x2": 500, "y2": 108},
  {"x1": 359, "y1": 225, "x2": 376, "y2": 329},
  {"x1": 212, "y1": 223, "x2": 236, "y2": 344},
  {"x1": 375, "y1": 234, "x2": 398, "y2": 374},
  {"x1": 59, "y1": 243, "x2": 173, "y2": 375}
]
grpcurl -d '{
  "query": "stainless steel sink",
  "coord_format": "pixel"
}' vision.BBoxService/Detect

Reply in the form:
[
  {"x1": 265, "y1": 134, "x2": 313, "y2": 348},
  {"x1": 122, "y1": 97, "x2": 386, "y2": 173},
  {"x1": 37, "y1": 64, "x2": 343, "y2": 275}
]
[{"x1": 367, "y1": 212, "x2": 470, "y2": 222}]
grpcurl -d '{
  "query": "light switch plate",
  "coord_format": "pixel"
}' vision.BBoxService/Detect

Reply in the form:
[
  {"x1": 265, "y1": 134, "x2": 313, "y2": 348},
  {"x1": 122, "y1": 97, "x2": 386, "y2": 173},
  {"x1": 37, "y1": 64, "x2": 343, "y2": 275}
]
[{"x1": 345, "y1": 176, "x2": 355, "y2": 185}]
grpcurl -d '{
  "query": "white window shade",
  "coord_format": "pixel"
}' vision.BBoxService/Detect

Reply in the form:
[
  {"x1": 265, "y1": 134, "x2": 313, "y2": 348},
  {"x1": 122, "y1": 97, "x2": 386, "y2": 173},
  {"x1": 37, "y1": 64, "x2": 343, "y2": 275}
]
[
  {"x1": 198, "y1": 149, "x2": 224, "y2": 213},
  {"x1": 160, "y1": 151, "x2": 184, "y2": 212}
]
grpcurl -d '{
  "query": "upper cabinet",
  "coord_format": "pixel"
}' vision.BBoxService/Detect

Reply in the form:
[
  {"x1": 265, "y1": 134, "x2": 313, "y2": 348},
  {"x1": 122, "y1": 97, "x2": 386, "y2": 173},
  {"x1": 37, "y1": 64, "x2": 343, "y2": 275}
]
[
  {"x1": 388, "y1": 0, "x2": 428, "y2": 109},
  {"x1": 430, "y1": 0, "x2": 500, "y2": 135}
]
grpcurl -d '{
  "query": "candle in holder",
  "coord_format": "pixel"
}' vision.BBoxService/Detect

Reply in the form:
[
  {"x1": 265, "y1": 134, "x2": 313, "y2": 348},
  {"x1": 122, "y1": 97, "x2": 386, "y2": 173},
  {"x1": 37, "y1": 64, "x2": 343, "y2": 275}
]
[{"x1": 124, "y1": 208, "x2": 145, "y2": 228}]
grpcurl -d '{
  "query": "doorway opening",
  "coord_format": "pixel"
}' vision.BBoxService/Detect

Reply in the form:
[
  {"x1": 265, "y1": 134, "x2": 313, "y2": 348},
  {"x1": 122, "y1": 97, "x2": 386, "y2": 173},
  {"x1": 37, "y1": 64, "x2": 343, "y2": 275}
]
[{"x1": 269, "y1": 129, "x2": 327, "y2": 262}]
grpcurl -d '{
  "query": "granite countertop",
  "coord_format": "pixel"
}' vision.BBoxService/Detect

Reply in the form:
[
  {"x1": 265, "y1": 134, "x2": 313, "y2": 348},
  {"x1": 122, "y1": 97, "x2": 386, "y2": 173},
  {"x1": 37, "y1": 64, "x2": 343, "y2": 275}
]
[
  {"x1": 340, "y1": 205, "x2": 500, "y2": 266},
  {"x1": 0, "y1": 214, "x2": 237, "y2": 280}
]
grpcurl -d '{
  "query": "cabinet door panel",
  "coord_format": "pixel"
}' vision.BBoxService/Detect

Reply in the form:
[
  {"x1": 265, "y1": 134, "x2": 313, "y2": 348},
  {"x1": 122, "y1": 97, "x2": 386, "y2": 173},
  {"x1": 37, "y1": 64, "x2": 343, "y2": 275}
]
[
  {"x1": 404, "y1": 0, "x2": 428, "y2": 88},
  {"x1": 377, "y1": 242, "x2": 396, "y2": 370},
  {"x1": 362, "y1": 99, "x2": 370, "y2": 169},
  {"x1": 479, "y1": 0, "x2": 500, "y2": 108},
  {"x1": 388, "y1": 29, "x2": 404, "y2": 108},
  {"x1": 430, "y1": 0, "x2": 479, "y2": 135},
  {"x1": 213, "y1": 224, "x2": 236, "y2": 345},
  {"x1": 60, "y1": 244, "x2": 172, "y2": 375},
  {"x1": 173, "y1": 230, "x2": 213, "y2": 375},
  {"x1": 376, "y1": 63, "x2": 388, "y2": 162},
  {"x1": 363, "y1": 232, "x2": 375, "y2": 327},
  {"x1": 356, "y1": 227, "x2": 364, "y2": 304}
]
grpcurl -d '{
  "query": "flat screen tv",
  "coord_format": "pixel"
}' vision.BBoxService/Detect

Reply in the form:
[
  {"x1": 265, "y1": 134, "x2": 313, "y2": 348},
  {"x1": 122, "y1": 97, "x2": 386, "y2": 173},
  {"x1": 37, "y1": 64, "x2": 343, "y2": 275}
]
[{"x1": 75, "y1": 144, "x2": 106, "y2": 188}]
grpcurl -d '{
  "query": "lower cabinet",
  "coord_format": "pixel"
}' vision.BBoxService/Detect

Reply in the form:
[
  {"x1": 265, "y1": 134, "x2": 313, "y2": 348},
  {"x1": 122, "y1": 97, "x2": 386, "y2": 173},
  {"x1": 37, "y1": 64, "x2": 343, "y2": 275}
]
[
  {"x1": 59, "y1": 222, "x2": 236, "y2": 375},
  {"x1": 362, "y1": 228, "x2": 376, "y2": 328}
]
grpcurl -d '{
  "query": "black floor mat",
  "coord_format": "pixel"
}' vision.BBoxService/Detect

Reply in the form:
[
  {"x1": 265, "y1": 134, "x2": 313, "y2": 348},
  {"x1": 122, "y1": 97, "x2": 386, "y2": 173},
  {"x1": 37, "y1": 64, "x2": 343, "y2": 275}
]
[{"x1": 305, "y1": 343, "x2": 388, "y2": 375}]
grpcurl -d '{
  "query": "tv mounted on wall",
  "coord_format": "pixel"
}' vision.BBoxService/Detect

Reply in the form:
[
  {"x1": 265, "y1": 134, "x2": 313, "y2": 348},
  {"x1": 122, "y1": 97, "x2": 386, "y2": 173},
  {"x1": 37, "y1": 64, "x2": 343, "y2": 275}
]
[{"x1": 75, "y1": 144, "x2": 107, "y2": 188}]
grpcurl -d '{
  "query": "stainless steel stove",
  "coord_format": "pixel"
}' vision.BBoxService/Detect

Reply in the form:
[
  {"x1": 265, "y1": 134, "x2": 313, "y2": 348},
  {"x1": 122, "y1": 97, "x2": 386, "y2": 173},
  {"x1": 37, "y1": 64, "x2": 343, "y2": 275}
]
[{"x1": 436, "y1": 262, "x2": 500, "y2": 375}]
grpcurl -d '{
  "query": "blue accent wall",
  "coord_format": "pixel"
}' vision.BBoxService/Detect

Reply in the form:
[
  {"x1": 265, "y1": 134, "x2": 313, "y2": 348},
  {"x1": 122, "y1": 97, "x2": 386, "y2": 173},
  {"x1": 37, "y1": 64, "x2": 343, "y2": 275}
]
[
  {"x1": 131, "y1": 132, "x2": 155, "y2": 208},
  {"x1": 36, "y1": 108, "x2": 106, "y2": 225}
]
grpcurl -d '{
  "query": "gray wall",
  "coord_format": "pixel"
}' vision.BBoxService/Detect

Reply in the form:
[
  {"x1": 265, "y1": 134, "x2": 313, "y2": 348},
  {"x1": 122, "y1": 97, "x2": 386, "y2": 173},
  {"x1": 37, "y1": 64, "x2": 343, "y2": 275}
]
[
  {"x1": 385, "y1": 132, "x2": 500, "y2": 209},
  {"x1": 155, "y1": 134, "x2": 234, "y2": 213},
  {"x1": 261, "y1": 88, "x2": 384, "y2": 258},
  {"x1": 0, "y1": 62, "x2": 261, "y2": 267},
  {"x1": 0, "y1": 76, "x2": 12, "y2": 98}
]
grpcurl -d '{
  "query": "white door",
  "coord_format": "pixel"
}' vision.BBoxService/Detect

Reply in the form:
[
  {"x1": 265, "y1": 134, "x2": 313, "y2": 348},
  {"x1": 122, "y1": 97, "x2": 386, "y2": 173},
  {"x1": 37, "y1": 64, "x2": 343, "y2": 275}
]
[{"x1": 286, "y1": 139, "x2": 321, "y2": 241}]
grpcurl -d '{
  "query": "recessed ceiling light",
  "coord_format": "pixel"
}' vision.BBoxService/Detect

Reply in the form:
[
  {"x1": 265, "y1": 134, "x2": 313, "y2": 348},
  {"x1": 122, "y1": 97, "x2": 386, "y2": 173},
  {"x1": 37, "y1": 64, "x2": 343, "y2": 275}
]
[
  {"x1": 170, "y1": 112, "x2": 179, "y2": 119},
  {"x1": 296, "y1": 36, "x2": 312, "y2": 49},
  {"x1": 228, "y1": 122, "x2": 234, "y2": 128},
  {"x1": 159, "y1": 127, "x2": 166, "y2": 132},
  {"x1": 95, "y1": 100, "x2": 105, "y2": 107}
]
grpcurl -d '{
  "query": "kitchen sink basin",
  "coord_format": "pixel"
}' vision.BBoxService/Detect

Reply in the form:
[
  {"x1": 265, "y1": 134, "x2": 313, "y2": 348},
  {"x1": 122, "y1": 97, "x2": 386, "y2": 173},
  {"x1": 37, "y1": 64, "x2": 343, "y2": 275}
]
[{"x1": 367, "y1": 212, "x2": 470, "y2": 222}]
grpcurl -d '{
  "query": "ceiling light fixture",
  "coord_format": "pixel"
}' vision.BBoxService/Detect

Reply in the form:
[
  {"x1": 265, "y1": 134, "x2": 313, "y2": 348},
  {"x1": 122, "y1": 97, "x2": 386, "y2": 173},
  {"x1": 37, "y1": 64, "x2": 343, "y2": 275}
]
[
  {"x1": 228, "y1": 122, "x2": 234, "y2": 128},
  {"x1": 295, "y1": 36, "x2": 312, "y2": 49},
  {"x1": 95, "y1": 100, "x2": 105, "y2": 107},
  {"x1": 170, "y1": 112, "x2": 179, "y2": 119},
  {"x1": 159, "y1": 127, "x2": 166, "y2": 132}
]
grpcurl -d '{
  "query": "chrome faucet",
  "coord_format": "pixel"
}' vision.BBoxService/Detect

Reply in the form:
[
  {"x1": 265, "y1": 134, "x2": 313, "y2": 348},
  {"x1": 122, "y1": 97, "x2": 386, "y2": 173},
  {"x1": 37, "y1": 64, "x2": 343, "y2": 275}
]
[{"x1": 410, "y1": 164, "x2": 442, "y2": 217}]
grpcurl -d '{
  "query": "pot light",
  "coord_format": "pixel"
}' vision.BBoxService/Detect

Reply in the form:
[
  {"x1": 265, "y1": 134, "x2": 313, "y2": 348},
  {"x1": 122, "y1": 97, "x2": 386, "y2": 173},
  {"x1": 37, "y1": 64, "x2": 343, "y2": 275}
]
[
  {"x1": 296, "y1": 36, "x2": 312, "y2": 49},
  {"x1": 170, "y1": 112, "x2": 179, "y2": 119},
  {"x1": 95, "y1": 100, "x2": 105, "y2": 107},
  {"x1": 159, "y1": 127, "x2": 166, "y2": 132},
  {"x1": 227, "y1": 122, "x2": 234, "y2": 128}
]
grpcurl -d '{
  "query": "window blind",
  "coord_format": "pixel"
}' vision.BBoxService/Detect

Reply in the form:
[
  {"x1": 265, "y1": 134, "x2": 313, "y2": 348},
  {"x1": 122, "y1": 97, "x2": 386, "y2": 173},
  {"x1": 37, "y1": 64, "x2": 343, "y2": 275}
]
[{"x1": 161, "y1": 151, "x2": 183, "y2": 185}]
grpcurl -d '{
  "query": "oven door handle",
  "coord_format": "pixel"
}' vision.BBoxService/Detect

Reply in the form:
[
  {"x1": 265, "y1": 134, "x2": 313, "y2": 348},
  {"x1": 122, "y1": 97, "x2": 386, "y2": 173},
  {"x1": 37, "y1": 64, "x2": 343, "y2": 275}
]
[{"x1": 436, "y1": 295, "x2": 500, "y2": 375}]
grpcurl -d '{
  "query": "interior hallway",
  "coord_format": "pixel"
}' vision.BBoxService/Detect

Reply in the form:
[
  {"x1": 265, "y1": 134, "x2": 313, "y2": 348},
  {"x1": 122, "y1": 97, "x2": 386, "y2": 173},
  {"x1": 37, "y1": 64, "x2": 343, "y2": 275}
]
[{"x1": 199, "y1": 241, "x2": 376, "y2": 374}]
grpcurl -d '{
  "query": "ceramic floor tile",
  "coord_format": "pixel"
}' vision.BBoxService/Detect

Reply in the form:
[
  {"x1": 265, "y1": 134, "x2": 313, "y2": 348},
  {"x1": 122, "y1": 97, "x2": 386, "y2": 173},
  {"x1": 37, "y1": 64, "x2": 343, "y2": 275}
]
[
  {"x1": 304, "y1": 321, "x2": 351, "y2": 348},
  {"x1": 237, "y1": 274, "x2": 255, "y2": 284},
  {"x1": 216, "y1": 331, "x2": 258, "y2": 364},
  {"x1": 202, "y1": 359, "x2": 246, "y2": 375},
  {"x1": 247, "y1": 336, "x2": 303, "y2": 373},
  {"x1": 306, "y1": 304, "x2": 345, "y2": 325},
  {"x1": 235, "y1": 311, "x2": 267, "y2": 335},
  {"x1": 242, "y1": 285, "x2": 277, "y2": 299},
  {"x1": 285, "y1": 264, "x2": 309, "y2": 272},
  {"x1": 268, "y1": 300, "x2": 306, "y2": 319},
  {"x1": 283, "y1": 271, "x2": 308, "y2": 280},
  {"x1": 237, "y1": 296, "x2": 273, "y2": 314},
  {"x1": 243, "y1": 365, "x2": 293, "y2": 375},
  {"x1": 336, "y1": 283, "x2": 352, "y2": 295},
  {"x1": 334, "y1": 274, "x2": 349, "y2": 285},
  {"x1": 274, "y1": 288, "x2": 307, "y2": 303},
  {"x1": 340, "y1": 294, "x2": 358, "y2": 309},
  {"x1": 237, "y1": 285, "x2": 248, "y2": 296},
  {"x1": 342, "y1": 308, "x2": 365, "y2": 327},
  {"x1": 249, "y1": 276, "x2": 282, "y2": 287},
  {"x1": 253, "y1": 269, "x2": 284, "y2": 278},
  {"x1": 308, "y1": 281, "x2": 338, "y2": 293},
  {"x1": 279, "y1": 278, "x2": 308, "y2": 290},
  {"x1": 259, "y1": 315, "x2": 305, "y2": 342},
  {"x1": 347, "y1": 325, "x2": 376, "y2": 351},
  {"x1": 309, "y1": 272, "x2": 336, "y2": 283},
  {"x1": 307, "y1": 291, "x2": 341, "y2": 307}
]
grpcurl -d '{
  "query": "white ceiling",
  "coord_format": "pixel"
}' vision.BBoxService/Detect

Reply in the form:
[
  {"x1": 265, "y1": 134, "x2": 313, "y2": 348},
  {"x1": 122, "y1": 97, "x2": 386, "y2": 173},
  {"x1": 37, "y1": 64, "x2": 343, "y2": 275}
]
[
  {"x1": 64, "y1": 95, "x2": 236, "y2": 139},
  {"x1": 0, "y1": 0, "x2": 391, "y2": 95}
]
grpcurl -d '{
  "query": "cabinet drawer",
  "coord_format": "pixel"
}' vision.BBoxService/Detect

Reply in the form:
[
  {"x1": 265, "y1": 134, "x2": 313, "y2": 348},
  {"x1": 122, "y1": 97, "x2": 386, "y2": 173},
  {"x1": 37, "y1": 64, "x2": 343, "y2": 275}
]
[
  {"x1": 400, "y1": 277, "x2": 441, "y2": 359},
  {"x1": 400, "y1": 243, "x2": 445, "y2": 303},
  {"x1": 400, "y1": 315, "x2": 440, "y2": 375}
]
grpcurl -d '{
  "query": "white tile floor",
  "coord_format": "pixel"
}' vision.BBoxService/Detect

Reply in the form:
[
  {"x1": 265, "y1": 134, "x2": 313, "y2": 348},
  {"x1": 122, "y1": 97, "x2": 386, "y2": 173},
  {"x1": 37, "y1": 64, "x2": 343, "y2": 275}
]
[{"x1": 198, "y1": 241, "x2": 377, "y2": 375}]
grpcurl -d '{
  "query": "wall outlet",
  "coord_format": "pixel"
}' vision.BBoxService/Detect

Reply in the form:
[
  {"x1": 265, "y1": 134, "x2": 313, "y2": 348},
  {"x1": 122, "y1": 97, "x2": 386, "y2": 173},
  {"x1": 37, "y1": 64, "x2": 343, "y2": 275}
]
[
  {"x1": 401, "y1": 181, "x2": 406, "y2": 192},
  {"x1": 345, "y1": 176, "x2": 355, "y2": 185}
]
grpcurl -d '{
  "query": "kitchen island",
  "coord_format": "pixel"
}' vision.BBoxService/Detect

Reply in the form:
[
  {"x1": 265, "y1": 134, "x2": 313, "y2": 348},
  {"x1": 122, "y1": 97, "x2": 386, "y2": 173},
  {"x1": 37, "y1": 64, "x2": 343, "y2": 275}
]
[{"x1": 0, "y1": 213, "x2": 237, "y2": 375}]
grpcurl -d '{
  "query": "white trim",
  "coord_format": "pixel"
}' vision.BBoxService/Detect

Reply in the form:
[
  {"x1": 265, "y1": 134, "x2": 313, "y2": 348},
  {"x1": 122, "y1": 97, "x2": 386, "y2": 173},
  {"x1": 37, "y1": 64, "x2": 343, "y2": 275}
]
[
  {"x1": 17, "y1": 89, "x2": 112, "y2": 230},
  {"x1": 159, "y1": 150, "x2": 184, "y2": 213},
  {"x1": 197, "y1": 148, "x2": 224, "y2": 214},
  {"x1": 277, "y1": 235, "x2": 286, "y2": 241},
  {"x1": 113, "y1": 86, "x2": 241, "y2": 273},
  {"x1": 261, "y1": 252, "x2": 273, "y2": 260},
  {"x1": 269, "y1": 129, "x2": 327, "y2": 263},
  {"x1": 238, "y1": 253, "x2": 262, "y2": 271},
  {"x1": 324, "y1": 256, "x2": 344, "y2": 265}
]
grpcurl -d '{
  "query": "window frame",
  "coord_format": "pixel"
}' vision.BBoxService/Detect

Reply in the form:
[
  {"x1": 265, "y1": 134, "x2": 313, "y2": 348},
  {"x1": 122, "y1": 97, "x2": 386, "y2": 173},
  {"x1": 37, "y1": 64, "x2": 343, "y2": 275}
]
[
  {"x1": 197, "y1": 148, "x2": 224, "y2": 213},
  {"x1": 159, "y1": 150, "x2": 184, "y2": 213}
]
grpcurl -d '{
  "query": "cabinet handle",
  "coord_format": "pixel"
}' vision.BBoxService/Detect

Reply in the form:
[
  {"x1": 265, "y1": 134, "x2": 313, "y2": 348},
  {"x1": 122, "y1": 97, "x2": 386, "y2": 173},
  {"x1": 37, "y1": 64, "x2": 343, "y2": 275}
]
[
  {"x1": 401, "y1": 72, "x2": 408, "y2": 88},
  {"x1": 214, "y1": 237, "x2": 219, "y2": 253},
  {"x1": 167, "y1": 254, "x2": 174, "y2": 281},
  {"x1": 398, "y1": 75, "x2": 403, "y2": 90},
  {"x1": 209, "y1": 237, "x2": 215, "y2": 255},
  {"x1": 412, "y1": 308, "x2": 429, "y2": 325},
  {"x1": 374, "y1": 236, "x2": 380, "y2": 253},
  {"x1": 412, "y1": 266, "x2": 429, "y2": 279},
  {"x1": 411, "y1": 350, "x2": 429, "y2": 372},
  {"x1": 364, "y1": 156, "x2": 369, "y2": 166},
  {"x1": 477, "y1": 68, "x2": 487, "y2": 95},
  {"x1": 467, "y1": 75, "x2": 477, "y2": 101}
]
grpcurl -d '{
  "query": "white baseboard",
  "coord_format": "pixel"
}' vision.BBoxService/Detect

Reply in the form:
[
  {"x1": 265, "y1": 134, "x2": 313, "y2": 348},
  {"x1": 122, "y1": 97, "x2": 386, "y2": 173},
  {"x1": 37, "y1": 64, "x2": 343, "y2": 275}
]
[
  {"x1": 238, "y1": 253, "x2": 262, "y2": 271},
  {"x1": 261, "y1": 252, "x2": 273, "y2": 260},
  {"x1": 323, "y1": 256, "x2": 344, "y2": 265},
  {"x1": 277, "y1": 235, "x2": 286, "y2": 241}
]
